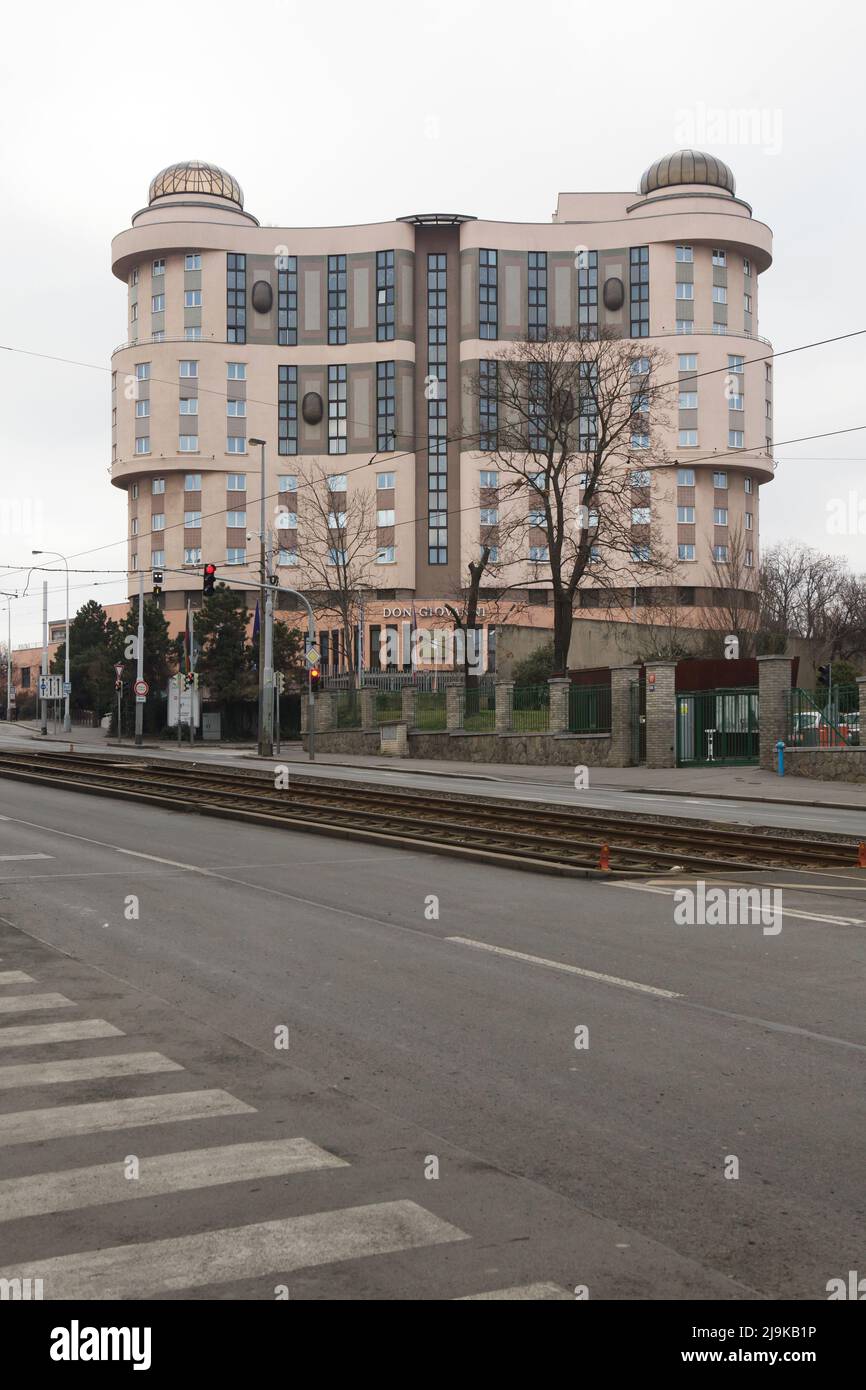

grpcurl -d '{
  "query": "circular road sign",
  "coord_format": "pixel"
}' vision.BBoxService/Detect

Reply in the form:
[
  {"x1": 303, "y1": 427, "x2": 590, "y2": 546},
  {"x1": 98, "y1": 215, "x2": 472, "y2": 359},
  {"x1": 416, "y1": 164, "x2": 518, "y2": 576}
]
[{"x1": 133, "y1": 678, "x2": 149, "y2": 697}]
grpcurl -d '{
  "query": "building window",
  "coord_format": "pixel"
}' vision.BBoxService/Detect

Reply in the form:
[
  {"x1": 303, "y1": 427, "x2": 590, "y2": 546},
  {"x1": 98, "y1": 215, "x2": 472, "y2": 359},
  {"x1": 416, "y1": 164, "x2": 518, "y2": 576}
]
[
  {"x1": 278, "y1": 365, "x2": 298, "y2": 456},
  {"x1": 377, "y1": 361, "x2": 396, "y2": 451},
  {"x1": 151, "y1": 549, "x2": 165, "y2": 567},
  {"x1": 529, "y1": 545, "x2": 549, "y2": 562},
  {"x1": 713, "y1": 507, "x2": 728, "y2": 525},
  {"x1": 277, "y1": 255, "x2": 297, "y2": 346},
  {"x1": 152, "y1": 259, "x2": 165, "y2": 276},
  {"x1": 184, "y1": 510, "x2": 202, "y2": 528},
  {"x1": 630, "y1": 469, "x2": 650, "y2": 487},
  {"x1": 745, "y1": 511, "x2": 753, "y2": 530},
  {"x1": 427, "y1": 251, "x2": 448, "y2": 564},
  {"x1": 714, "y1": 544, "x2": 729, "y2": 562},
  {"x1": 227, "y1": 399, "x2": 246, "y2": 417},
  {"x1": 376, "y1": 546, "x2": 396, "y2": 564},
  {"x1": 677, "y1": 505, "x2": 695, "y2": 523},
  {"x1": 184, "y1": 290, "x2": 202, "y2": 308},
  {"x1": 130, "y1": 482, "x2": 139, "y2": 499},
  {"x1": 712, "y1": 286, "x2": 727, "y2": 304},
  {"x1": 135, "y1": 362, "x2": 150, "y2": 381},
  {"x1": 152, "y1": 331, "x2": 165, "y2": 342},
  {"x1": 227, "y1": 473, "x2": 246, "y2": 491},
  {"x1": 676, "y1": 321, "x2": 693, "y2": 335},
  {"x1": 631, "y1": 506, "x2": 651, "y2": 524},
  {"x1": 130, "y1": 554, "x2": 138, "y2": 570},
  {"x1": 678, "y1": 391, "x2": 698, "y2": 409},
  {"x1": 185, "y1": 253, "x2": 201, "y2": 271},
  {"x1": 746, "y1": 548, "x2": 754, "y2": 567},
  {"x1": 728, "y1": 393, "x2": 744, "y2": 410},
  {"x1": 152, "y1": 478, "x2": 165, "y2": 494},
  {"x1": 276, "y1": 509, "x2": 297, "y2": 530},
  {"x1": 712, "y1": 249, "x2": 726, "y2": 266},
  {"x1": 131, "y1": 518, "x2": 139, "y2": 536},
  {"x1": 184, "y1": 326, "x2": 201, "y2": 341},
  {"x1": 631, "y1": 544, "x2": 650, "y2": 562},
  {"x1": 479, "y1": 248, "x2": 498, "y2": 339},
  {"x1": 227, "y1": 362, "x2": 246, "y2": 380},
  {"x1": 328, "y1": 511, "x2": 347, "y2": 528},
  {"x1": 377, "y1": 471, "x2": 395, "y2": 489},
  {"x1": 479, "y1": 359, "x2": 498, "y2": 451},
  {"x1": 184, "y1": 547, "x2": 202, "y2": 564},
  {"x1": 744, "y1": 293, "x2": 752, "y2": 313},
  {"x1": 135, "y1": 437, "x2": 150, "y2": 454},
  {"x1": 279, "y1": 548, "x2": 299, "y2": 566},
  {"x1": 184, "y1": 473, "x2": 201, "y2": 490},
  {"x1": 328, "y1": 254, "x2": 347, "y2": 344},
  {"x1": 678, "y1": 430, "x2": 697, "y2": 447},
  {"x1": 630, "y1": 432, "x2": 650, "y2": 449},
  {"x1": 675, "y1": 246, "x2": 693, "y2": 263},
  {"x1": 712, "y1": 323, "x2": 727, "y2": 335},
  {"x1": 179, "y1": 394, "x2": 200, "y2": 416},
  {"x1": 729, "y1": 430, "x2": 744, "y2": 448},
  {"x1": 528, "y1": 363, "x2": 547, "y2": 450},
  {"x1": 480, "y1": 469, "x2": 498, "y2": 489},
  {"x1": 327, "y1": 474, "x2": 347, "y2": 491},
  {"x1": 678, "y1": 354, "x2": 696, "y2": 372},
  {"x1": 377, "y1": 508, "x2": 396, "y2": 527},
  {"x1": 179, "y1": 360, "x2": 198, "y2": 378},
  {"x1": 226, "y1": 547, "x2": 246, "y2": 565},
  {"x1": 479, "y1": 507, "x2": 499, "y2": 526},
  {"x1": 130, "y1": 268, "x2": 139, "y2": 286},
  {"x1": 630, "y1": 246, "x2": 649, "y2": 337},
  {"x1": 528, "y1": 251, "x2": 547, "y2": 340},
  {"x1": 713, "y1": 470, "x2": 728, "y2": 489},
  {"x1": 130, "y1": 303, "x2": 138, "y2": 323},
  {"x1": 678, "y1": 543, "x2": 695, "y2": 561},
  {"x1": 328, "y1": 364, "x2": 348, "y2": 454},
  {"x1": 578, "y1": 362, "x2": 597, "y2": 451},
  {"x1": 227, "y1": 253, "x2": 246, "y2": 343},
  {"x1": 743, "y1": 258, "x2": 751, "y2": 276},
  {"x1": 135, "y1": 399, "x2": 150, "y2": 418},
  {"x1": 728, "y1": 354, "x2": 745, "y2": 375},
  {"x1": 226, "y1": 436, "x2": 246, "y2": 454},
  {"x1": 577, "y1": 250, "x2": 598, "y2": 340},
  {"x1": 328, "y1": 548, "x2": 348, "y2": 566},
  {"x1": 376, "y1": 250, "x2": 395, "y2": 341},
  {"x1": 631, "y1": 357, "x2": 650, "y2": 375},
  {"x1": 676, "y1": 283, "x2": 694, "y2": 301},
  {"x1": 151, "y1": 294, "x2": 165, "y2": 313},
  {"x1": 179, "y1": 434, "x2": 199, "y2": 451},
  {"x1": 677, "y1": 467, "x2": 695, "y2": 486},
  {"x1": 744, "y1": 476, "x2": 753, "y2": 494},
  {"x1": 226, "y1": 510, "x2": 246, "y2": 527}
]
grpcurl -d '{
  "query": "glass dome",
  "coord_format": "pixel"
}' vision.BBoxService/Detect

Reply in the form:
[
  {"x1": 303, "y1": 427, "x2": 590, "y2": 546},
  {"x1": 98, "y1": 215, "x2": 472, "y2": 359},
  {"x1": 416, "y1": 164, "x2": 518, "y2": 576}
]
[{"x1": 148, "y1": 161, "x2": 243, "y2": 208}]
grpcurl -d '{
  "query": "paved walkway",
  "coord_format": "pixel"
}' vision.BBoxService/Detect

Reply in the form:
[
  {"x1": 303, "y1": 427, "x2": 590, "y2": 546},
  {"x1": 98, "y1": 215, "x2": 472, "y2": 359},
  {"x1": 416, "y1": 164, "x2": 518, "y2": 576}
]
[{"x1": 4, "y1": 719, "x2": 864, "y2": 810}]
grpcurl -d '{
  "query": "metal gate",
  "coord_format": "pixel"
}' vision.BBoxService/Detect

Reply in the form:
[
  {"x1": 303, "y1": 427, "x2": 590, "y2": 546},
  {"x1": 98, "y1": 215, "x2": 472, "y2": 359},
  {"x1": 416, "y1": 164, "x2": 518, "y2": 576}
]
[
  {"x1": 676, "y1": 687, "x2": 759, "y2": 766},
  {"x1": 629, "y1": 679, "x2": 646, "y2": 764}
]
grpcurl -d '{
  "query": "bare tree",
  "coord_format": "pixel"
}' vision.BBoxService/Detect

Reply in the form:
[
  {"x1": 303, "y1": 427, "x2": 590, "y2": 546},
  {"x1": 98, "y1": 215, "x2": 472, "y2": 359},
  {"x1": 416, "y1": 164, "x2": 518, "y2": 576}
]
[
  {"x1": 441, "y1": 545, "x2": 526, "y2": 686},
  {"x1": 291, "y1": 462, "x2": 377, "y2": 677},
  {"x1": 704, "y1": 522, "x2": 761, "y2": 656},
  {"x1": 759, "y1": 541, "x2": 854, "y2": 664},
  {"x1": 464, "y1": 328, "x2": 674, "y2": 671}
]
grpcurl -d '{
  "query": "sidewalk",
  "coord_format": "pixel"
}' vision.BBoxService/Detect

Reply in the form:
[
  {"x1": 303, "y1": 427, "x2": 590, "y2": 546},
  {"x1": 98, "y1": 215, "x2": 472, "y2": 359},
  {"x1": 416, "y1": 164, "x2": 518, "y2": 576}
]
[{"x1": 5, "y1": 719, "x2": 864, "y2": 811}]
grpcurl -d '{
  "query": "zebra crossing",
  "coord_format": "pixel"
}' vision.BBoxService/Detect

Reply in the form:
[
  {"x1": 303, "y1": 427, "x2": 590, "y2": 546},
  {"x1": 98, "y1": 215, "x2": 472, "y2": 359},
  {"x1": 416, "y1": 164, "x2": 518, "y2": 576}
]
[{"x1": 0, "y1": 965, "x2": 569, "y2": 1301}]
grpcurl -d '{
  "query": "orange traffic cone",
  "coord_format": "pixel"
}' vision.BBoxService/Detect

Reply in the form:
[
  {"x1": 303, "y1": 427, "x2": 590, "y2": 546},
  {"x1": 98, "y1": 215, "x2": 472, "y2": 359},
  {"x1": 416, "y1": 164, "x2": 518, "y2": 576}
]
[
  {"x1": 858, "y1": 842, "x2": 866, "y2": 868},
  {"x1": 598, "y1": 841, "x2": 611, "y2": 872}
]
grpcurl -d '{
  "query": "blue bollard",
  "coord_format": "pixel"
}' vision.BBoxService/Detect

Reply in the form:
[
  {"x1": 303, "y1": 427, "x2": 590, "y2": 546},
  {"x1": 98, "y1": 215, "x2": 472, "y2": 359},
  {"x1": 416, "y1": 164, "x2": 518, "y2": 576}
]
[{"x1": 775, "y1": 739, "x2": 785, "y2": 776}]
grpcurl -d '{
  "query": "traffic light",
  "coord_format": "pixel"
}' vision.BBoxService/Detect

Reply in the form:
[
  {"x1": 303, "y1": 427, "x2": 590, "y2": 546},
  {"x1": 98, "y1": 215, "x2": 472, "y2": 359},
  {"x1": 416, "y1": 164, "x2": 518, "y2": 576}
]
[
  {"x1": 275, "y1": 672, "x2": 285, "y2": 695},
  {"x1": 203, "y1": 563, "x2": 217, "y2": 598},
  {"x1": 817, "y1": 664, "x2": 831, "y2": 688},
  {"x1": 309, "y1": 665, "x2": 321, "y2": 692},
  {"x1": 152, "y1": 569, "x2": 163, "y2": 596}
]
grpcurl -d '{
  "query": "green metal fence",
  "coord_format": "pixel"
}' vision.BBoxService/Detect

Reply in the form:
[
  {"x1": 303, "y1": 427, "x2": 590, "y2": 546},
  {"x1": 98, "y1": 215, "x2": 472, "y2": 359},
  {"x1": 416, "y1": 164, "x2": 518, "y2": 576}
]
[
  {"x1": 676, "y1": 688, "x2": 759, "y2": 766},
  {"x1": 335, "y1": 692, "x2": 362, "y2": 728},
  {"x1": 458, "y1": 686, "x2": 496, "y2": 732},
  {"x1": 786, "y1": 687, "x2": 859, "y2": 747},
  {"x1": 509, "y1": 685, "x2": 550, "y2": 733},
  {"x1": 414, "y1": 691, "x2": 447, "y2": 731},
  {"x1": 568, "y1": 683, "x2": 612, "y2": 734},
  {"x1": 374, "y1": 691, "x2": 403, "y2": 724}
]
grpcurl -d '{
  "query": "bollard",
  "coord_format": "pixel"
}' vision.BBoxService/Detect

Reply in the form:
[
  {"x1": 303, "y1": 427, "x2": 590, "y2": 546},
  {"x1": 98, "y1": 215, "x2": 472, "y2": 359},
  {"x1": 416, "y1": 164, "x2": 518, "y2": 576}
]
[
  {"x1": 775, "y1": 739, "x2": 785, "y2": 776},
  {"x1": 598, "y1": 842, "x2": 611, "y2": 872}
]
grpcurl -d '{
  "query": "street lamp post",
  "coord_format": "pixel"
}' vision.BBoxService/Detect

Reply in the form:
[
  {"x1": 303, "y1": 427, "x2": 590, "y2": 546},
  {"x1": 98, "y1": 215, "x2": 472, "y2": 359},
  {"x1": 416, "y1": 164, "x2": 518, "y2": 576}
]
[
  {"x1": 0, "y1": 591, "x2": 16, "y2": 723},
  {"x1": 32, "y1": 551, "x2": 70, "y2": 732},
  {"x1": 249, "y1": 438, "x2": 273, "y2": 756}
]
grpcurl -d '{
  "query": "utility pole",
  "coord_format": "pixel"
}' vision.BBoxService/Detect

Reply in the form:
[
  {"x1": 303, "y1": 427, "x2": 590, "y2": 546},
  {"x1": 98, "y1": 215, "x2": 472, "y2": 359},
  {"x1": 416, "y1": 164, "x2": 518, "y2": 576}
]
[
  {"x1": 261, "y1": 528, "x2": 275, "y2": 756},
  {"x1": 134, "y1": 570, "x2": 145, "y2": 747},
  {"x1": 250, "y1": 437, "x2": 272, "y2": 757},
  {"x1": 0, "y1": 592, "x2": 16, "y2": 724},
  {"x1": 40, "y1": 581, "x2": 48, "y2": 735}
]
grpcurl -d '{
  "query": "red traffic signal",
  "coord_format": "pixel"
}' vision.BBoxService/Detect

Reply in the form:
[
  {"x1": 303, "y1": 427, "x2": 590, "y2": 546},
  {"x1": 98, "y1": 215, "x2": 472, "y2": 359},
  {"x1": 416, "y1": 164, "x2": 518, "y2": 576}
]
[
  {"x1": 202, "y1": 563, "x2": 217, "y2": 598},
  {"x1": 309, "y1": 665, "x2": 321, "y2": 691}
]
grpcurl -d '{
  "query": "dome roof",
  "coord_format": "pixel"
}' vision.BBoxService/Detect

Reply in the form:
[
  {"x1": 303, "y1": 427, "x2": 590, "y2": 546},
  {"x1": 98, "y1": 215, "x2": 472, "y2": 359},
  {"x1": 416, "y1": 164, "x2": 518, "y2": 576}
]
[
  {"x1": 148, "y1": 160, "x2": 243, "y2": 207},
  {"x1": 639, "y1": 150, "x2": 735, "y2": 197}
]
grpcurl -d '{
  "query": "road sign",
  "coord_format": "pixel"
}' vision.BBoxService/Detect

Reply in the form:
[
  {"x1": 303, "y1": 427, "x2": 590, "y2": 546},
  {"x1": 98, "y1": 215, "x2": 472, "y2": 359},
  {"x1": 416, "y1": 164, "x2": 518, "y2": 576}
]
[
  {"x1": 38, "y1": 675, "x2": 63, "y2": 700},
  {"x1": 62, "y1": 681, "x2": 71, "y2": 696},
  {"x1": 133, "y1": 678, "x2": 149, "y2": 697},
  {"x1": 305, "y1": 646, "x2": 321, "y2": 667},
  {"x1": 135, "y1": 696, "x2": 146, "y2": 705},
  {"x1": 114, "y1": 663, "x2": 124, "y2": 678}
]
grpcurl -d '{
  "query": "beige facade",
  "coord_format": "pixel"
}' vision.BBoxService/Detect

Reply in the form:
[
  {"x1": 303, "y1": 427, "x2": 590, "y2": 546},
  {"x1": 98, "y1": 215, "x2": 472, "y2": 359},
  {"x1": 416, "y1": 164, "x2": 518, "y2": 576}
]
[{"x1": 110, "y1": 153, "x2": 774, "y2": 666}]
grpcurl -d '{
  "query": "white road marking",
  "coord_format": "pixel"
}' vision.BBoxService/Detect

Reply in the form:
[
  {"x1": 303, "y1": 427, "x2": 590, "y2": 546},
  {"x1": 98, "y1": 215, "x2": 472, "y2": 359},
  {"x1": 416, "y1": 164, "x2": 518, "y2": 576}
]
[
  {"x1": 0, "y1": 1200, "x2": 468, "y2": 1298},
  {"x1": 0, "y1": 1089, "x2": 254, "y2": 1147},
  {"x1": 458, "y1": 1282, "x2": 573, "y2": 1300},
  {"x1": 0, "y1": 993, "x2": 74, "y2": 1015},
  {"x1": 612, "y1": 882, "x2": 864, "y2": 926},
  {"x1": 0, "y1": 1019, "x2": 123, "y2": 1048},
  {"x1": 0, "y1": 972, "x2": 35, "y2": 985},
  {"x1": 0, "y1": 1051, "x2": 182, "y2": 1091},
  {"x1": 446, "y1": 936, "x2": 681, "y2": 998},
  {"x1": 0, "y1": 854, "x2": 52, "y2": 861},
  {"x1": 0, "y1": 1137, "x2": 348, "y2": 1222}
]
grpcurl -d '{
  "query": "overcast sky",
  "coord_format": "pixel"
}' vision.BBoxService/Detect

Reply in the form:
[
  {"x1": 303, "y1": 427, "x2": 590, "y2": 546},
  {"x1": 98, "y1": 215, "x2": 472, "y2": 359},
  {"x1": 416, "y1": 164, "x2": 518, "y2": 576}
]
[{"x1": 1, "y1": 0, "x2": 863, "y2": 644}]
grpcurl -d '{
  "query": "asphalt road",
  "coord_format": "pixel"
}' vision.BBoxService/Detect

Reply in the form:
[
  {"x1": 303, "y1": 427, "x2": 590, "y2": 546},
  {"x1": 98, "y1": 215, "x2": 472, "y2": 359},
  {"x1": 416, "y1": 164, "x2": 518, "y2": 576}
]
[{"x1": 0, "y1": 778, "x2": 863, "y2": 1299}]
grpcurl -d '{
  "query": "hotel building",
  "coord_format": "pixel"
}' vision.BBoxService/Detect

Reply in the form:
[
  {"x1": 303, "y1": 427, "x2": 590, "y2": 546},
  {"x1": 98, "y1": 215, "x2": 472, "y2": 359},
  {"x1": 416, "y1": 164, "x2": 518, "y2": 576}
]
[{"x1": 110, "y1": 151, "x2": 774, "y2": 668}]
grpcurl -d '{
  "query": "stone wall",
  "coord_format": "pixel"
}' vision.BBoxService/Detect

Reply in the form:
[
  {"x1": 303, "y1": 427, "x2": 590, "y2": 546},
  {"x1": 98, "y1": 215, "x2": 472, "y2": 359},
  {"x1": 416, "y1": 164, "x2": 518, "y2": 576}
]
[
  {"x1": 783, "y1": 749, "x2": 866, "y2": 784},
  {"x1": 303, "y1": 728, "x2": 617, "y2": 766}
]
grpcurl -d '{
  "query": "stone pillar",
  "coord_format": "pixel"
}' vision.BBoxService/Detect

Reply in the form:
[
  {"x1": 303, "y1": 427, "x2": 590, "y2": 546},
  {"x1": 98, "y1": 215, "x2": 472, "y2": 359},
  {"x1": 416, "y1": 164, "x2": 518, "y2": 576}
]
[
  {"x1": 401, "y1": 685, "x2": 416, "y2": 727},
  {"x1": 644, "y1": 661, "x2": 677, "y2": 769},
  {"x1": 858, "y1": 677, "x2": 866, "y2": 742},
  {"x1": 360, "y1": 688, "x2": 376, "y2": 731},
  {"x1": 610, "y1": 665, "x2": 637, "y2": 766},
  {"x1": 495, "y1": 680, "x2": 514, "y2": 733},
  {"x1": 302, "y1": 690, "x2": 335, "y2": 734},
  {"x1": 548, "y1": 677, "x2": 570, "y2": 734},
  {"x1": 757, "y1": 655, "x2": 793, "y2": 770},
  {"x1": 445, "y1": 685, "x2": 462, "y2": 731}
]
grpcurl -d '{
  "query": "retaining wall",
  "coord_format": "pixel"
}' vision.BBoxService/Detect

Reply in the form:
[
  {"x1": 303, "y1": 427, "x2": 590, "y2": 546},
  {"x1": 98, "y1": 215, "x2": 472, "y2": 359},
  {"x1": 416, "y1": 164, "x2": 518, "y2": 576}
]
[{"x1": 303, "y1": 728, "x2": 618, "y2": 766}]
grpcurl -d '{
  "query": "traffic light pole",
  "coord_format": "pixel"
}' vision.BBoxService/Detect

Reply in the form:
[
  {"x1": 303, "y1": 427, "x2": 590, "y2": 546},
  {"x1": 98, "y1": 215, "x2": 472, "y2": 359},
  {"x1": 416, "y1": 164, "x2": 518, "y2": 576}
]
[
  {"x1": 264, "y1": 581, "x2": 316, "y2": 762},
  {"x1": 134, "y1": 570, "x2": 145, "y2": 747}
]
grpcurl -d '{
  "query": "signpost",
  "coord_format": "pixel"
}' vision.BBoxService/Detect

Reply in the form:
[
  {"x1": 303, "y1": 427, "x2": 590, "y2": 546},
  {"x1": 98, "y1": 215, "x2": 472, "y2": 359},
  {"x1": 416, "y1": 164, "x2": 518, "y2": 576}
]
[{"x1": 38, "y1": 675, "x2": 63, "y2": 701}]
